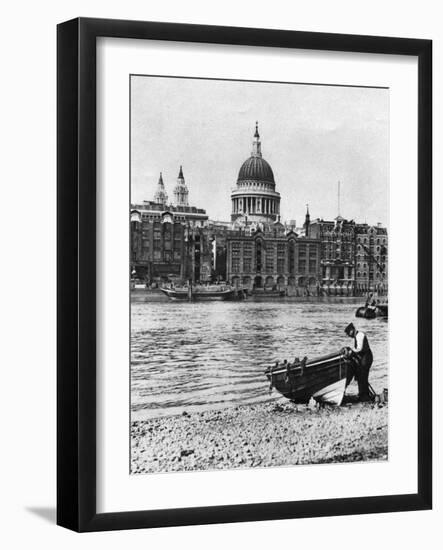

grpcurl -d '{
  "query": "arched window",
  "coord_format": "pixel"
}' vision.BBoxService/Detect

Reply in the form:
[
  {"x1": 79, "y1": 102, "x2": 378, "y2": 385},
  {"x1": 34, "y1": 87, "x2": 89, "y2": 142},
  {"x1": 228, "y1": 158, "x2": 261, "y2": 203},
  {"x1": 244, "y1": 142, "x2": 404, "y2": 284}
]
[
  {"x1": 288, "y1": 239, "x2": 296, "y2": 274},
  {"x1": 255, "y1": 239, "x2": 263, "y2": 273}
]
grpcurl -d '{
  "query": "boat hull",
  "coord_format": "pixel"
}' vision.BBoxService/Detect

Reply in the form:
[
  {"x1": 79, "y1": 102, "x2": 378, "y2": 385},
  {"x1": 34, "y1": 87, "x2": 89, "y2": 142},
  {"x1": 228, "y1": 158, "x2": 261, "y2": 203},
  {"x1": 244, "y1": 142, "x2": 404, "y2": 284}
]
[
  {"x1": 356, "y1": 304, "x2": 388, "y2": 318},
  {"x1": 313, "y1": 378, "x2": 347, "y2": 406},
  {"x1": 356, "y1": 306, "x2": 376, "y2": 319},
  {"x1": 160, "y1": 288, "x2": 236, "y2": 301},
  {"x1": 265, "y1": 351, "x2": 351, "y2": 404}
]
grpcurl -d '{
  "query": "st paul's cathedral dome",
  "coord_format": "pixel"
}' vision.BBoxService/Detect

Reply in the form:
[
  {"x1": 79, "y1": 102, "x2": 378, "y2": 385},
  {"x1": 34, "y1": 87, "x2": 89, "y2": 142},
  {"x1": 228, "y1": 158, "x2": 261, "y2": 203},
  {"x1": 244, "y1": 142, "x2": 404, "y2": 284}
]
[{"x1": 231, "y1": 123, "x2": 281, "y2": 225}]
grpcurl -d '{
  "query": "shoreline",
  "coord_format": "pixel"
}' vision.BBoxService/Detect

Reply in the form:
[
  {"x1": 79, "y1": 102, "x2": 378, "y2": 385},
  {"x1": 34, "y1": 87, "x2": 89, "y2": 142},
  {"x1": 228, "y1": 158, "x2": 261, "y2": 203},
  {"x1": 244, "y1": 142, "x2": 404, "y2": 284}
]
[
  {"x1": 131, "y1": 400, "x2": 388, "y2": 474},
  {"x1": 131, "y1": 290, "x2": 367, "y2": 303}
]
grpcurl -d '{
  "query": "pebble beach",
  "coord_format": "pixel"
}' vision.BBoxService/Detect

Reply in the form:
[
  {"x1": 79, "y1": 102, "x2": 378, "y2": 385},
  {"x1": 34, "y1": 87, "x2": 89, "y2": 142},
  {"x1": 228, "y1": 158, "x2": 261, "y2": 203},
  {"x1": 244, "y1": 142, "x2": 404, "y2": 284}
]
[{"x1": 131, "y1": 399, "x2": 388, "y2": 474}]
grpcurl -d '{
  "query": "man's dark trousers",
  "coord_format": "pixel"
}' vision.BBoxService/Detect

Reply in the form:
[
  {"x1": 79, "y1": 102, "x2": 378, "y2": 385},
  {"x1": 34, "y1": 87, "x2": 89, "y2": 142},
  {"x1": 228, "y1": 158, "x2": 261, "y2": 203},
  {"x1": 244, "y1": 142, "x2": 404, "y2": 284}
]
[{"x1": 356, "y1": 349, "x2": 373, "y2": 400}]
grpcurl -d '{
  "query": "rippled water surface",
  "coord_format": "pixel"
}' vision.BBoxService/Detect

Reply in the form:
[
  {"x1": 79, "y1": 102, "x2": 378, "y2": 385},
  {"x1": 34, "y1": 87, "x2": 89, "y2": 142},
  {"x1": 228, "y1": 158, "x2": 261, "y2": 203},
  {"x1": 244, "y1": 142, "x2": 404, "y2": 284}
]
[{"x1": 131, "y1": 298, "x2": 388, "y2": 419}]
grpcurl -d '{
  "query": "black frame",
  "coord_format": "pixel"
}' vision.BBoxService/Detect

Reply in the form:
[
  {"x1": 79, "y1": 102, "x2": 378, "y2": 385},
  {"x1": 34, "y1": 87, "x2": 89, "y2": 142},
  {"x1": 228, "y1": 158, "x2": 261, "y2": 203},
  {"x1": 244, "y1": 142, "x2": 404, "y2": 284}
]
[{"x1": 57, "y1": 17, "x2": 432, "y2": 532}]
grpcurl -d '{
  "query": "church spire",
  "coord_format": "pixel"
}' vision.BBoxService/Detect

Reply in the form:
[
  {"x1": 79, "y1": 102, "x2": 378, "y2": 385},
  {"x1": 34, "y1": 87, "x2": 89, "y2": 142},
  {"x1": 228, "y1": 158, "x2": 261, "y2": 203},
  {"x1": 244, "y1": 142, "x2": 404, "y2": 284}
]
[
  {"x1": 173, "y1": 165, "x2": 189, "y2": 207},
  {"x1": 251, "y1": 121, "x2": 262, "y2": 158},
  {"x1": 304, "y1": 203, "x2": 311, "y2": 237},
  {"x1": 153, "y1": 172, "x2": 168, "y2": 205}
]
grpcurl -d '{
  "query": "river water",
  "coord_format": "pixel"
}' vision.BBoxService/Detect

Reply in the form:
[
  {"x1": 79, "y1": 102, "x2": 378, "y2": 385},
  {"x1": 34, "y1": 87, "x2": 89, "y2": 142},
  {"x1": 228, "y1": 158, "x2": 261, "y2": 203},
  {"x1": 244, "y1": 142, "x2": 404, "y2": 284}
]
[{"x1": 131, "y1": 298, "x2": 388, "y2": 420}]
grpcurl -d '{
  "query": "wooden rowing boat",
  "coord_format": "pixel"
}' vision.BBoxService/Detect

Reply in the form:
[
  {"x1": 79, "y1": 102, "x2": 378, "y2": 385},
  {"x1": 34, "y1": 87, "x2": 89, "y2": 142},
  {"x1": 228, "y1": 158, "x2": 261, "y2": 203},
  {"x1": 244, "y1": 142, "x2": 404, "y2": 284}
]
[{"x1": 265, "y1": 350, "x2": 352, "y2": 406}]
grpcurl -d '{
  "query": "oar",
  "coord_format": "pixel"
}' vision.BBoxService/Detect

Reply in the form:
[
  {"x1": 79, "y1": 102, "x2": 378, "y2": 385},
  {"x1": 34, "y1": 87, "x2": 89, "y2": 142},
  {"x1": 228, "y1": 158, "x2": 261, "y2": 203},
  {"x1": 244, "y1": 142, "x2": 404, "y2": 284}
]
[{"x1": 368, "y1": 382, "x2": 377, "y2": 400}]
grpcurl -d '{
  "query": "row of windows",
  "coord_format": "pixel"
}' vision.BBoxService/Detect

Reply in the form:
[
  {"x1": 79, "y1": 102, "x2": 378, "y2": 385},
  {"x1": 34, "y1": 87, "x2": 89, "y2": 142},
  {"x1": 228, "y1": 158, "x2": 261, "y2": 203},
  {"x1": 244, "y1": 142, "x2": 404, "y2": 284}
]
[
  {"x1": 152, "y1": 251, "x2": 181, "y2": 261},
  {"x1": 356, "y1": 271, "x2": 386, "y2": 278},
  {"x1": 230, "y1": 242, "x2": 319, "y2": 257},
  {"x1": 238, "y1": 181, "x2": 274, "y2": 190},
  {"x1": 320, "y1": 235, "x2": 387, "y2": 246},
  {"x1": 321, "y1": 235, "x2": 354, "y2": 242},
  {"x1": 357, "y1": 255, "x2": 386, "y2": 261},
  {"x1": 357, "y1": 244, "x2": 386, "y2": 251},
  {"x1": 357, "y1": 261, "x2": 386, "y2": 268},
  {"x1": 232, "y1": 258, "x2": 317, "y2": 274},
  {"x1": 139, "y1": 216, "x2": 206, "y2": 225},
  {"x1": 153, "y1": 240, "x2": 183, "y2": 250},
  {"x1": 323, "y1": 250, "x2": 353, "y2": 257},
  {"x1": 357, "y1": 237, "x2": 387, "y2": 245}
]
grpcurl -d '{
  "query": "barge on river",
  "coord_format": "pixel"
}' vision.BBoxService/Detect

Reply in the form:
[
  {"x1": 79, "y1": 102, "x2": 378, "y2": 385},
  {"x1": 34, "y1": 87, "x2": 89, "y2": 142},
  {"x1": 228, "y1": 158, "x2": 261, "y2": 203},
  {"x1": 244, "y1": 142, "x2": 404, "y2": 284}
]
[
  {"x1": 265, "y1": 350, "x2": 353, "y2": 406},
  {"x1": 160, "y1": 284, "x2": 236, "y2": 301}
]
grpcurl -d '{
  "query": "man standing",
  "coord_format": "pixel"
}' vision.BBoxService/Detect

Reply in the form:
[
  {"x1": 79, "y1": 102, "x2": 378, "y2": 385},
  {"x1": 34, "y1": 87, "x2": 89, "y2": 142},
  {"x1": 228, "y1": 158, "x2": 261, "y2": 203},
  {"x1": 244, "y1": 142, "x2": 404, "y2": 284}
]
[{"x1": 344, "y1": 322, "x2": 373, "y2": 402}]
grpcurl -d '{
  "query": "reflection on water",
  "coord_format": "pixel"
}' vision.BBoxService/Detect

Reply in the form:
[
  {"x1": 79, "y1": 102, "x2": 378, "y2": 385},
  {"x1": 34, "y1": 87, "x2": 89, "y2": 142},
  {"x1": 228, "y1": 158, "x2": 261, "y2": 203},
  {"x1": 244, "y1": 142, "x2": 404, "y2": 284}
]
[{"x1": 131, "y1": 299, "x2": 388, "y2": 420}]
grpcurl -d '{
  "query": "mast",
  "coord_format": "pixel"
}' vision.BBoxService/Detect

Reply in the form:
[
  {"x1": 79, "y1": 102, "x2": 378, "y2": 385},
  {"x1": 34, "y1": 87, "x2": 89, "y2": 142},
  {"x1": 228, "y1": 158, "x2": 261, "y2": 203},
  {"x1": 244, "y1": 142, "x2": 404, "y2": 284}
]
[{"x1": 337, "y1": 181, "x2": 341, "y2": 217}]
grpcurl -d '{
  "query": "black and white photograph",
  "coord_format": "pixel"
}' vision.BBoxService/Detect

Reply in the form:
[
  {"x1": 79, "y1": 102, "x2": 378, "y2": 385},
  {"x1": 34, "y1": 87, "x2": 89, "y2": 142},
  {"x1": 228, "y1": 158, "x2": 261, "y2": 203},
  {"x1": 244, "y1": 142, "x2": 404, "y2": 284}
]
[
  {"x1": 1, "y1": 0, "x2": 437, "y2": 543},
  {"x1": 130, "y1": 75, "x2": 389, "y2": 474}
]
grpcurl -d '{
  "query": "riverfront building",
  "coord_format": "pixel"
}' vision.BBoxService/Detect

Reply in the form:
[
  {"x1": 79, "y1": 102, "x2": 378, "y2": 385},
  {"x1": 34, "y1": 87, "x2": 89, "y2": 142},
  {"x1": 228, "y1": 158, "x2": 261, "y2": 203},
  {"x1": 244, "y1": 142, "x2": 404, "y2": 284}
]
[
  {"x1": 355, "y1": 223, "x2": 388, "y2": 294},
  {"x1": 308, "y1": 216, "x2": 357, "y2": 296},
  {"x1": 131, "y1": 167, "x2": 211, "y2": 283},
  {"x1": 130, "y1": 210, "x2": 213, "y2": 283},
  {"x1": 308, "y1": 217, "x2": 388, "y2": 296},
  {"x1": 226, "y1": 226, "x2": 321, "y2": 294}
]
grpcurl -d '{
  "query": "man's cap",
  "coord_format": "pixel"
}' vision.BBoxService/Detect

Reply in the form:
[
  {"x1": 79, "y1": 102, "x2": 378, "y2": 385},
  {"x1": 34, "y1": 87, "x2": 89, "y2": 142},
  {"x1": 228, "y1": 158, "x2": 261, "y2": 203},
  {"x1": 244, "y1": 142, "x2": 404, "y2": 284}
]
[{"x1": 344, "y1": 322, "x2": 355, "y2": 335}]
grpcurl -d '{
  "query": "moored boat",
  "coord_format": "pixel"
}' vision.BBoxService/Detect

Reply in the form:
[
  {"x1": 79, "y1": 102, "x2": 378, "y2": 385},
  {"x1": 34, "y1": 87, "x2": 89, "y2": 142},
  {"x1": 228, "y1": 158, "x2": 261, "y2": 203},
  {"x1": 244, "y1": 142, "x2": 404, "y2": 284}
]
[
  {"x1": 161, "y1": 284, "x2": 236, "y2": 301},
  {"x1": 355, "y1": 300, "x2": 388, "y2": 319},
  {"x1": 355, "y1": 305, "x2": 377, "y2": 319},
  {"x1": 131, "y1": 279, "x2": 148, "y2": 290},
  {"x1": 265, "y1": 350, "x2": 352, "y2": 406}
]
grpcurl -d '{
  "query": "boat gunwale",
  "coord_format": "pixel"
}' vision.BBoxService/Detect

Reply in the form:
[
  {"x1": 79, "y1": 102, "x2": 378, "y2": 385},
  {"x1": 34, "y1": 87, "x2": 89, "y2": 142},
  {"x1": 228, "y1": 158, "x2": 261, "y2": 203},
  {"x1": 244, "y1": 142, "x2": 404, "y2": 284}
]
[{"x1": 265, "y1": 351, "x2": 350, "y2": 377}]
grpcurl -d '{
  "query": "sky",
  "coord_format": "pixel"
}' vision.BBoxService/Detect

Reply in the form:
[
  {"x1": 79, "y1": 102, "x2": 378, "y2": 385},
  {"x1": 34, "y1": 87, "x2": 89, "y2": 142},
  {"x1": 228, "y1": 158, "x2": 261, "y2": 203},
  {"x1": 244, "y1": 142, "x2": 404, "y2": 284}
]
[{"x1": 131, "y1": 75, "x2": 389, "y2": 227}]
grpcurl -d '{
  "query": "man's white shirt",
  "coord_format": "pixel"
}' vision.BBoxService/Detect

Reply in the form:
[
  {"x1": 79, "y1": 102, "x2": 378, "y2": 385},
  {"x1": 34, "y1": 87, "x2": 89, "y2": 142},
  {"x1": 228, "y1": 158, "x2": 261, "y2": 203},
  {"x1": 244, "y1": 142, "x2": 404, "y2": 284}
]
[{"x1": 351, "y1": 331, "x2": 366, "y2": 353}]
